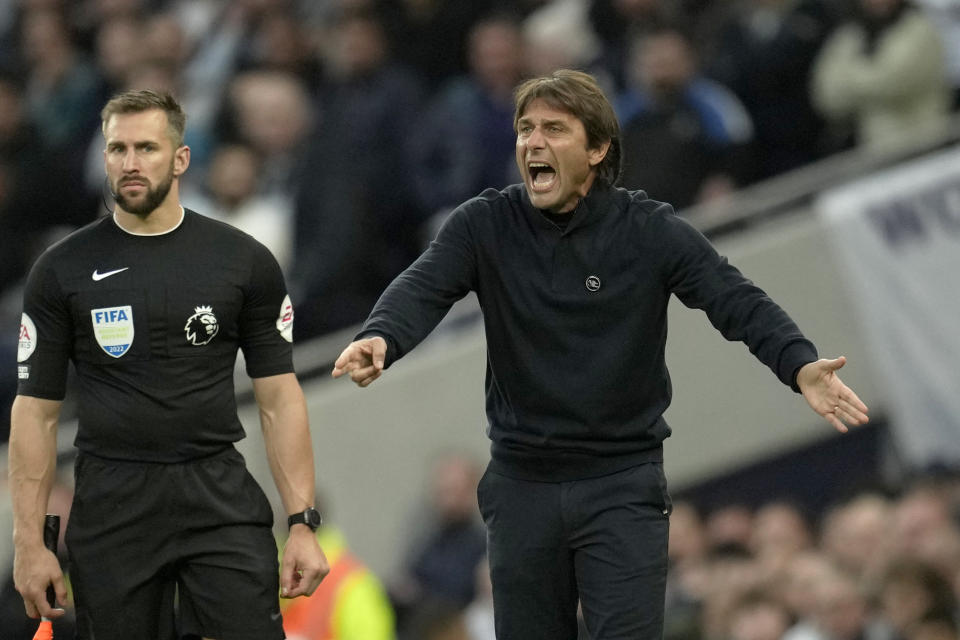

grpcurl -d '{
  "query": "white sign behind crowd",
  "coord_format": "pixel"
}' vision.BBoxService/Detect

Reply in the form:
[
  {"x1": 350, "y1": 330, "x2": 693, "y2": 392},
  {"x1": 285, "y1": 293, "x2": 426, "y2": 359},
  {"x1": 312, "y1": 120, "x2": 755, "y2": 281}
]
[{"x1": 818, "y1": 146, "x2": 960, "y2": 468}]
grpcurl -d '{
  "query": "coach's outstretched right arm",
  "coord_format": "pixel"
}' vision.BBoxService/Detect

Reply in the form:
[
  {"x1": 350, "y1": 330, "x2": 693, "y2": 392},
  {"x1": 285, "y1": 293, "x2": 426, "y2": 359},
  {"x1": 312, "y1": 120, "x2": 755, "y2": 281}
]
[{"x1": 332, "y1": 197, "x2": 479, "y2": 387}]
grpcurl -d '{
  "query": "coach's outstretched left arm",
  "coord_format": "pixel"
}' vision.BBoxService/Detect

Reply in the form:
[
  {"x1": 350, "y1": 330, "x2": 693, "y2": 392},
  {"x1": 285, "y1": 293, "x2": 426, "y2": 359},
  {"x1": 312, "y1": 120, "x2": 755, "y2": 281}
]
[{"x1": 796, "y1": 356, "x2": 869, "y2": 433}]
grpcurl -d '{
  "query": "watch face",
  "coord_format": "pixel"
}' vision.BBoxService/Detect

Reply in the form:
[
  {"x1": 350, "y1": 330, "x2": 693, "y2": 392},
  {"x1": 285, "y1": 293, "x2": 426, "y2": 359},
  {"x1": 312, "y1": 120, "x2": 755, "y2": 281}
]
[{"x1": 289, "y1": 508, "x2": 322, "y2": 530}]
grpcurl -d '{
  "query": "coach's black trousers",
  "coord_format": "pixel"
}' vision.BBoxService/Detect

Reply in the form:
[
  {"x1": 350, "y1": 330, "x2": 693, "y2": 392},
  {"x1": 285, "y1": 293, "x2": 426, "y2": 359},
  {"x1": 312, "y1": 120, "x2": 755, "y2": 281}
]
[{"x1": 477, "y1": 462, "x2": 672, "y2": 640}]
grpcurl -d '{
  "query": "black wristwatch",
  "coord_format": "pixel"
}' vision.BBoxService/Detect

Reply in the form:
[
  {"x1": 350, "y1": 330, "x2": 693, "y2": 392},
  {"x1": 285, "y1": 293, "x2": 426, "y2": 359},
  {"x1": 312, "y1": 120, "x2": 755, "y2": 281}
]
[{"x1": 287, "y1": 507, "x2": 322, "y2": 531}]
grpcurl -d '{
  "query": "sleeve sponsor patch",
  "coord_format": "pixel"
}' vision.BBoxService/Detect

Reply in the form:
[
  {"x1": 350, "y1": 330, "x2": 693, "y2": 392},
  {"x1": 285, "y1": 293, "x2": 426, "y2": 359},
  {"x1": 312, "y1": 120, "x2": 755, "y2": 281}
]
[
  {"x1": 18, "y1": 313, "x2": 37, "y2": 363},
  {"x1": 276, "y1": 295, "x2": 294, "y2": 343},
  {"x1": 18, "y1": 364, "x2": 29, "y2": 380}
]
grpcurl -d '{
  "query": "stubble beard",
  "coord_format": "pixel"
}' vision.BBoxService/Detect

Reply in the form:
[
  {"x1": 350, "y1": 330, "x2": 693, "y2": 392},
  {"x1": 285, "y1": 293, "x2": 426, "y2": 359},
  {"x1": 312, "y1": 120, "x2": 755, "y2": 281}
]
[{"x1": 111, "y1": 161, "x2": 175, "y2": 217}]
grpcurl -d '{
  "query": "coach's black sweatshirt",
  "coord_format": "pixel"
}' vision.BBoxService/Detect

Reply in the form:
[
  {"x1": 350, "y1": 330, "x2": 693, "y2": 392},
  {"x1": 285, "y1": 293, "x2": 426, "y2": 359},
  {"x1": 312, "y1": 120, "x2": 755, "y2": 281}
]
[{"x1": 358, "y1": 182, "x2": 817, "y2": 482}]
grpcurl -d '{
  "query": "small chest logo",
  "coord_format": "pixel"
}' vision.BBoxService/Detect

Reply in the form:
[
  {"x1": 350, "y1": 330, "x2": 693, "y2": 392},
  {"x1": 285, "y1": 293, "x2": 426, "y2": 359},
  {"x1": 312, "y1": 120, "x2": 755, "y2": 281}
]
[
  {"x1": 91, "y1": 306, "x2": 135, "y2": 358},
  {"x1": 585, "y1": 275, "x2": 602, "y2": 292},
  {"x1": 185, "y1": 306, "x2": 219, "y2": 346}
]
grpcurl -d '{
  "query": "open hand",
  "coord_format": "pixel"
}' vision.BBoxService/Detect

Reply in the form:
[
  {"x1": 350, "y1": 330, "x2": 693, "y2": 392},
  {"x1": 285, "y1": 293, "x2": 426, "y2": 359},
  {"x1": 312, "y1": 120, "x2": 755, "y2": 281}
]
[{"x1": 797, "y1": 356, "x2": 869, "y2": 433}]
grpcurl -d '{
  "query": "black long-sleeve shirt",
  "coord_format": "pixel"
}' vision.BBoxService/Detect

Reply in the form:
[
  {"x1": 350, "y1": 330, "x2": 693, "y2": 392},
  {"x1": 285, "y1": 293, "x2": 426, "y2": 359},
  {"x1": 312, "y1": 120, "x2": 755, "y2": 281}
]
[
  {"x1": 18, "y1": 210, "x2": 295, "y2": 462},
  {"x1": 360, "y1": 183, "x2": 817, "y2": 482}
]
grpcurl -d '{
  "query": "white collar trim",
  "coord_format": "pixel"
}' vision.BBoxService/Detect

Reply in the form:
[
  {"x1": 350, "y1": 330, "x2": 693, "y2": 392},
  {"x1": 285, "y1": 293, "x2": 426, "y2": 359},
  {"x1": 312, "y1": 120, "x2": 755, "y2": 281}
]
[{"x1": 114, "y1": 206, "x2": 185, "y2": 236}]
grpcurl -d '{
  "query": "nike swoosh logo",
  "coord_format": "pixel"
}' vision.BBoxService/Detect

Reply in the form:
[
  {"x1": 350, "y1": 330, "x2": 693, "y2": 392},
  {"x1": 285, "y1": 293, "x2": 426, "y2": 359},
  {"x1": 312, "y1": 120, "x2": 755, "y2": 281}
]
[{"x1": 92, "y1": 268, "x2": 129, "y2": 281}]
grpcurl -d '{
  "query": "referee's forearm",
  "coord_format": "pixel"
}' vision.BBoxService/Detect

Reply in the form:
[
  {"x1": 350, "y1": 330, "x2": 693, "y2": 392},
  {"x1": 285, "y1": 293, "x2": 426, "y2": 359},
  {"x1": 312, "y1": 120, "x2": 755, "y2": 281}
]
[
  {"x1": 9, "y1": 395, "x2": 61, "y2": 548},
  {"x1": 264, "y1": 420, "x2": 316, "y2": 514},
  {"x1": 255, "y1": 374, "x2": 316, "y2": 514}
]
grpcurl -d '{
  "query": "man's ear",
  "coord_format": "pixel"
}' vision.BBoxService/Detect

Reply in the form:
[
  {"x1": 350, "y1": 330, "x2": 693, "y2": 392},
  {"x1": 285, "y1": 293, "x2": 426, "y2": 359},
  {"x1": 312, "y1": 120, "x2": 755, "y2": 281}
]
[
  {"x1": 588, "y1": 140, "x2": 611, "y2": 167},
  {"x1": 173, "y1": 145, "x2": 191, "y2": 177}
]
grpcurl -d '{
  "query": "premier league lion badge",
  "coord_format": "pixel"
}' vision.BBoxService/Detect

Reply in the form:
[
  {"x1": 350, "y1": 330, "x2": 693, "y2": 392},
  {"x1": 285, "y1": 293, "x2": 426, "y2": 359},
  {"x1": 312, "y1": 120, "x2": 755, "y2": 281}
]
[{"x1": 184, "y1": 305, "x2": 219, "y2": 346}]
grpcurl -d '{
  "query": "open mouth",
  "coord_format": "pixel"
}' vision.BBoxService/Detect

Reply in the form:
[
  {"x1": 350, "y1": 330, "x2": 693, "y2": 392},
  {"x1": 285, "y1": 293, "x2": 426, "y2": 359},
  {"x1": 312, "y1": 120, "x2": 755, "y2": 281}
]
[{"x1": 528, "y1": 162, "x2": 557, "y2": 192}]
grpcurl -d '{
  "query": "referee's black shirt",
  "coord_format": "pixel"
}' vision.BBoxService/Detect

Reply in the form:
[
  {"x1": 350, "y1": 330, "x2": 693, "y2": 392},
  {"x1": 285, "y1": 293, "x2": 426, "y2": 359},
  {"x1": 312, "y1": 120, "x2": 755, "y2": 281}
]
[{"x1": 17, "y1": 209, "x2": 295, "y2": 462}]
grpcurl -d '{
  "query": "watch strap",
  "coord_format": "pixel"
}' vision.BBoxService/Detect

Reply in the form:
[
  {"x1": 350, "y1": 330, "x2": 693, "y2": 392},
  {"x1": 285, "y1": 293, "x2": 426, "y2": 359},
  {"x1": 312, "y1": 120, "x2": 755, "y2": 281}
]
[{"x1": 287, "y1": 507, "x2": 322, "y2": 530}]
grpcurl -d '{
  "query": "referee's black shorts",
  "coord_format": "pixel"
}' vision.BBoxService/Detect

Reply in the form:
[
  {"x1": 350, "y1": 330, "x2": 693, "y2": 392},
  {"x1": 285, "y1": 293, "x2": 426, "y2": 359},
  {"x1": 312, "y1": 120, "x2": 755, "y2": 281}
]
[{"x1": 66, "y1": 446, "x2": 284, "y2": 640}]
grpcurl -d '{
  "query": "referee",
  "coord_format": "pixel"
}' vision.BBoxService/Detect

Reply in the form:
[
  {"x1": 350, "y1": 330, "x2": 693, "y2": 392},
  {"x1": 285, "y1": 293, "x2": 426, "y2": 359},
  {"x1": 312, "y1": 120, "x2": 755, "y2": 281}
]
[
  {"x1": 333, "y1": 69, "x2": 870, "y2": 640},
  {"x1": 10, "y1": 90, "x2": 328, "y2": 639}
]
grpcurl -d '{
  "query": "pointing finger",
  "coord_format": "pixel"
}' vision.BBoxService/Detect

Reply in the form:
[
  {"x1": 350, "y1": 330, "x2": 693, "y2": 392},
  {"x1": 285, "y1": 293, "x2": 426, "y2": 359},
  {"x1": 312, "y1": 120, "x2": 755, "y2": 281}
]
[{"x1": 358, "y1": 370, "x2": 382, "y2": 387}]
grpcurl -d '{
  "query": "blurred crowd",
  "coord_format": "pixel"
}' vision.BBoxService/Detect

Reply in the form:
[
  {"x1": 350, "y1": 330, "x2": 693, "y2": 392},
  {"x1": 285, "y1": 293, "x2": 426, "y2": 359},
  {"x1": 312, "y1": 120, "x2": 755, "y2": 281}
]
[
  {"x1": 661, "y1": 468, "x2": 960, "y2": 640},
  {"x1": 8, "y1": 453, "x2": 960, "y2": 640},
  {"x1": 2, "y1": 0, "x2": 958, "y2": 348}
]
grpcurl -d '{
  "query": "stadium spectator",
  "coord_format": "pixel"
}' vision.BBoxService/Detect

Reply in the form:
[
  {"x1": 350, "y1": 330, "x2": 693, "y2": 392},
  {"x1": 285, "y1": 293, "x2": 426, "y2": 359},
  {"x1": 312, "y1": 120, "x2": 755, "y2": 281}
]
[
  {"x1": 705, "y1": 503, "x2": 756, "y2": 554},
  {"x1": 140, "y1": 8, "x2": 249, "y2": 168},
  {"x1": 890, "y1": 483, "x2": 958, "y2": 559},
  {"x1": 522, "y1": 0, "x2": 609, "y2": 88},
  {"x1": 698, "y1": 546, "x2": 767, "y2": 640},
  {"x1": 409, "y1": 13, "x2": 525, "y2": 224},
  {"x1": 781, "y1": 551, "x2": 838, "y2": 640},
  {"x1": 290, "y1": 5, "x2": 426, "y2": 339},
  {"x1": 727, "y1": 589, "x2": 794, "y2": 640},
  {"x1": 181, "y1": 143, "x2": 295, "y2": 274},
  {"x1": 877, "y1": 557, "x2": 958, "y2": 640},
  {"x1": 811, "y1": 564, "x2": 893, "y2": 640},
  {"x1": 72, "y1": 0, "x2": 148, "y2": 46},
  {"x1": 391, "y1": 453, "x2": 487, "y2": 635},
  {"x1": 0, "y1": 72, "x2": 93, "y2": 299},
  {"x1": 221, "y1": 69, "x2": 314, "y2": 196},
  {"x1": 91, "y1": 15, "x2": 145, "y2": 97},
  {"x1": 616, "y1": 26, "x2": 754, "y2": 209},
  {"x1": 390, "y1": 0, "x2": 497, "y2": 91},
  {"x1": 234, "y1": 6, "x2": 324, "y2": 94},
  {"x1": 19, "y1": 8, "x2": 102, "y2": 152},
  {"x1": 911, "y1": 524, "x2": 960, "y2": 598},
  {"x1": 704, "y1": 0, "x2": 837, "y2": 180},
  {"x1": 750, "y1": 501, "x2": 814, "y2": 571},
  {"x1": 907, "y1": 611, "x2": 960, "y2": 640},
  {"x1": 811, "y1": 0, "x2": 953, "y2": 152},
  {"x1": 819, "y1": 492, "x2": 893, "y2": 581},
  {"x1": 669, "y1": 501, "x2": 710, "y2": 569},
  {"x1": 588, "y1": 0, "x2": 690, "y2": 92}
]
